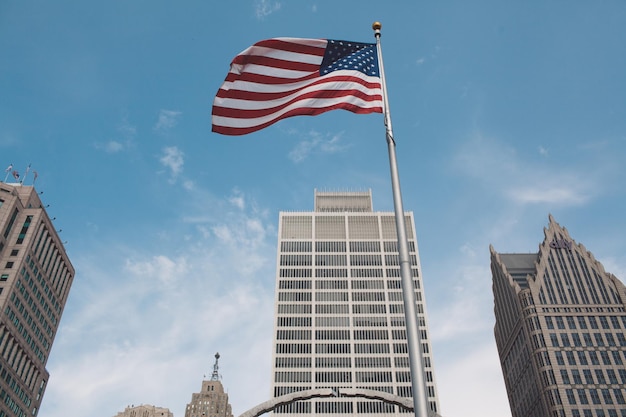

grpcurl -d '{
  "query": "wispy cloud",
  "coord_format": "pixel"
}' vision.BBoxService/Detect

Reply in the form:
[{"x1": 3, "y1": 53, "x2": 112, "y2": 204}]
[
  {"x1": 254, "y1": 0, "x2": 281, "y2": 19},
  {"x1": 42, "y1": 188, "x2": 277, "y2": 417},
  {"x1": 453, "y1": 132, "x2": 599, "y2": 207},
  {"x1": 288, "y1": 130, "x2": 349, "y2": 163},
  {"x1": 159, "y1": 146, "x2": 184, "y2": 180},
  {"x1": 95, "y1": 117, "x2": 137, "y2": 153},
  {"x1": 154, "y1": 109, "x2": 182, "y2": 133}
]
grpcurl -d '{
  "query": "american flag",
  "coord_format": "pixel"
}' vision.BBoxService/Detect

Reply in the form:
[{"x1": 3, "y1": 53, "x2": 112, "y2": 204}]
[{"x1": 212, "y1": 38, "x2": 383, "y2": 136}]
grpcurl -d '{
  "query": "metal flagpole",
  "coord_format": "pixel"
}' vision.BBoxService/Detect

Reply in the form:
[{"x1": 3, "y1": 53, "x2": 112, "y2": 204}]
[{"x1": 373, "y1": 22, "x2": 430, "y2": 417}]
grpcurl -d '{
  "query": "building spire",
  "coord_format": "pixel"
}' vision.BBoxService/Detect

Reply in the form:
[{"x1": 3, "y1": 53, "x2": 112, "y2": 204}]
[{"x1": 211, "y1": 352, "x2": 221, "y2": 381}]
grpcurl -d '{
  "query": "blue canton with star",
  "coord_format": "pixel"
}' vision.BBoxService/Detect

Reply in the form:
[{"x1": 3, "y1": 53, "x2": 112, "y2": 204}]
[{"x1": 320, "y1": 40, "x2": 379, "y2": 77}]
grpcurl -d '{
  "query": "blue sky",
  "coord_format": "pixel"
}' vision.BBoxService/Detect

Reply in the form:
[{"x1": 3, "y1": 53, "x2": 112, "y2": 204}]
[{"x1": 2, "y1": 1, "x2": 626, "y2": 416}]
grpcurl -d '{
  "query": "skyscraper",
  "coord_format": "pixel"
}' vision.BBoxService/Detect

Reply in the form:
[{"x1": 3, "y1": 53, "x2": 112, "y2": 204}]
[
  {"x1": 0, "y1": 182, "x2": 74, "y2": 417},
  {"x1": 270, "y1": 190, "x2": 440, "y2": 416},
  {"x1": 491, "y1": 215, "x2": 626, "y2": 417},
  {"x1": 185, "y1": 353, "x2": 234, "y2": 417}
]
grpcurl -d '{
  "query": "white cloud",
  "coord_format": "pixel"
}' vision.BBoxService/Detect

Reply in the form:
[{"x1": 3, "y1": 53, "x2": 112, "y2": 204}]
[
  {"x1": 41, "y1": 189, "x2": 277, "y2": 417},
  {"x1": 254, "y1": 0, "x2": 281, "y2": 19},
  {"x1": 125, "y1": 255, "x2": 189, "y2": 287},
  {"x1": 288, "y1": 130, "x2": 348, "y2": 163},
  {"x1": 435, "y1": 342, "x2": 511, "y2": 417},
  {"x1": 508, "y1": 184, "x2": 590, "y2": 205},
  {"x1": 453, "y1": 132, "x2": 599, "y2": 207},
  {"x1": 104, "y1": 140, "x2": 124, "y2": 153},
  {"x1": 154, "y1": 109, "x2": 182, "y2": 133},
  {"x1": 159, "y1": 146, "x2": 184, "y2": 180},
  {"x1": 229, "y1": 188, "x2": 245, "y2": 210}
]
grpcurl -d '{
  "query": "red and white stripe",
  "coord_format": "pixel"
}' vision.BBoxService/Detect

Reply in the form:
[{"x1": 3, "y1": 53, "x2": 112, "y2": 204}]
[{"x1": 212, "y1": 38, "x2": 383, "y2": 136}]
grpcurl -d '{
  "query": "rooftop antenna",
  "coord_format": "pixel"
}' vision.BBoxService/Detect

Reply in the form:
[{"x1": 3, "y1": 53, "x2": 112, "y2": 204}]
[{"x1": 211, "y1": 352, "x2": 221, "y2": 381}]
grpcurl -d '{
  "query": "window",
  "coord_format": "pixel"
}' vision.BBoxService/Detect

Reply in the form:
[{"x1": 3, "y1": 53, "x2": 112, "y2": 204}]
[
  {"x1": 572, "y1": 370, "x2": 582, "y2": 384},
  {"x1": 4, "y1": 262, "x2": 13, "y2": 269},
  {"x1": 601, "y1": 389, "x2": 613, "y2": 404},
  {"x1": 566, "y1": 389, "x2": 576, "y2": 405},
  {"x1": 560, "y1": 370, "x2": 570, "y2": 384},
  {"x1": 577, "y1": 389, "x2": 589, "y2": 404},
  {"x1": 566, "y1": 351, "x2": 576, "y2": 365},
  {"x1": 10, "y1": 249, "x2": 18, "y2": 256},
  {"x1": 612, "y1": 351, "x2": 623, "y2": 365},
  {"x1": 589, "y1": 389, "x2": 601, "y2": 405},
  {"x1": 595, "y1": 370, "x2": 606, "y2": 384},
  {"x1": 614, "y1": 389, "x2": 625, "y2": 405},
  {"x1": 550, "y1": 333, "x2": 559, "y2": 346},
  {"x1": 0, "y1": 274, "x2": 8, "y2": 281},
  {"x1": 600, "y1": 316, "x2": 610, "y2": 329},
  {"x1": 567, "y1": 316, "x2": 577, "y2": 329},
  {"x1": 583, "y1": 369, "x2": 594, "y2": 384},
  {"x1": 555, "y1": 351, "x2": 565, "y2": 365}
]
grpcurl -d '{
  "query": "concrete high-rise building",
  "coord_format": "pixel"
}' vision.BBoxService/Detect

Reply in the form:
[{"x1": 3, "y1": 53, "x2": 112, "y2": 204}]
[
  {"x1": 185, "y1": 353, "x2": 234, "y2": 417},
  {"x1": 270, "y1": 190, "x2": 440, "y2": 416},
  {"x1": 113, "y1": 404, "x2": 173, "y2": 417},
  {"x1": 491, "y1": 215, "x2": 626, "y2": 417},
  {"x1": 0, "y1": 182, "x2": 74, "y2": 417}
]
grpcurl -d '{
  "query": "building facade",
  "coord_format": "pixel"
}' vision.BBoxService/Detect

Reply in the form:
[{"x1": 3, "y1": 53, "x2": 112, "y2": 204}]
[
  {"x1": 0, "y1": 182, "x2": 74, "y2": 417},
  {"x1": 491, "y1": 215, "x2": 626, "y2": 417},
  {"x1": 270, "y1": 190, "x2": 440, "y2": 416},
  {"x1": 113, "y1": 404, "x2": 173, "y2": 417},
  {"x1": 184, "y1": 353, "x2": 234, "y2": 417}
]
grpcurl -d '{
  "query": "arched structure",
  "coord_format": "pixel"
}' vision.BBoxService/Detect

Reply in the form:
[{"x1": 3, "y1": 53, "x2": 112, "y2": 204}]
[{"x1": 238, "y1": 388, "x2": 441, "y2": 417}]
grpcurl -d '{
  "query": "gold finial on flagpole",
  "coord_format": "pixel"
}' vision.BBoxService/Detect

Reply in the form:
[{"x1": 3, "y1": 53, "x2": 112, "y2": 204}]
[{"x1": 372, "y1": 22, "x2": 382, "y2": 38}]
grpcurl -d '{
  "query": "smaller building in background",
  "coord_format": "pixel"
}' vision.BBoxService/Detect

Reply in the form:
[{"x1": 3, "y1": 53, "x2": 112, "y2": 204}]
[
  {"x1": 184, "y1": 353, "x2": 234, "y2": 417},
  {"x1": 113, "y1": 404, "x2": 173, "y2": 417}
]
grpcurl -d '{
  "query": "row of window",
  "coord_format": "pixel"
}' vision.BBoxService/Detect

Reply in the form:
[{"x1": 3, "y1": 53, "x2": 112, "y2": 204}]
[
  {"x1": 274, "y1": 370, "x2": 434, "y2": 384},
  {"x1": 279, "y1": 240, "x2": 417, "y2": 253},
  {"x1": 279, "y1": 255, "x2": 419, "y2": 267},
  {"x1": 560, "y1": 368, "x2": 626, "y2": 385},
  {"x1": 275, "y1": 342, "x2": 411, "y2": 355},
  {"x1": 278, "y1": 291, "x2": 411, "y2": 303},
  {"x1": 277, "y1": 316, "x2": 408, "y2": 328},
  {"x1": 276, "y1": 302, "x2": 421, "y2": 316},
  {"x1": 278, "y1": 268, "x2": 420, "y2": 280},
  {"x1": 564, "y1": 387, "x2": 625, "y2": 405},
  {"x1": 545, "y1": 315, "x2": 626, "y2": 330},
  {"x1": 549, "y1": 331, "x2": 626, "y2": 347},
  {"x1": 570, "y1": 409, "x2": 626, "y2": 417},
  {"x1": 553, "y1": 348, "x2": 626, "y2": 367}
]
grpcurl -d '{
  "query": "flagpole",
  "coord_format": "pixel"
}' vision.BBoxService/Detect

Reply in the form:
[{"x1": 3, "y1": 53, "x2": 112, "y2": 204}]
[
  {"x1": 373, "y1": 22, "x2": 430, "y2": 417},
  {"x1": 3, "y1": 164, "x2": 12, "y2": 183}
]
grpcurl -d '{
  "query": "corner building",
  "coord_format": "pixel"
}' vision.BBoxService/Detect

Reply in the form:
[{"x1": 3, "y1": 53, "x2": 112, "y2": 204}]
[
  {"x1": 0, "y1": 183, "x2": 74, "y2": 416},
  {"x1": 491, "y1": 215, "x2": 626, "y2": 417},
  {"x1": 271, "y1": 190, "x2": 440, "y2": 416}
]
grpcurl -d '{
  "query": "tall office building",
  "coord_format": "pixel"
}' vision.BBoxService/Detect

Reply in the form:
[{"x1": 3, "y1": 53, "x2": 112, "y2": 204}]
[
  {"x1": 0, "y1": 182, "x2": 74, "y2": 417},
  {"x1": 491, "y1": 215, "x2": 626, "y2": 417},
  {"x1": 184, "y1": 353, "x2": 234, "y2": 417},
  {"x1": 270, "y1": 190, "x2": 440, "y2": 416}
]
